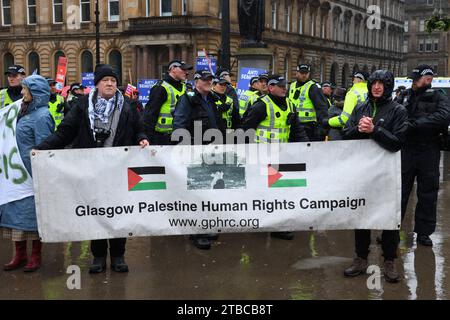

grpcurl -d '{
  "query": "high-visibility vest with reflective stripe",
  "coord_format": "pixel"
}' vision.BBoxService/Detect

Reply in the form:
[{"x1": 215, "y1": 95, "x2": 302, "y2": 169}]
[
  {"x1": 0, "y1": 88, "x2": 14, "y2": 109},
  {"x1": 289, "y1": 80, "x2": 316, "y2": 123},
  {"x1": 216, "y1": 95, "x2": 235, "y2": 129},
  {"x1": 48, "y1": 95, "x2": 64, "y2": 129},
  {"x1": 239, "y1": 89, "x2": 259, "y2": 116},
  {"x1": 255, "y1": 96, "x2": 293, "y2": 144},
  {"x1": 155, "y1": 81, "x2": 186, "y2": 134},
  {"x1": 329, "y1": 82, "x2": 368, "y2": 128}
]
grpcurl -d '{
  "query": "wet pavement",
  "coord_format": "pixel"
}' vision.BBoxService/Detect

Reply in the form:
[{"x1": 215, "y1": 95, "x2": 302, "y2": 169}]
[{"x1": 1, "y1": 153, "x2": 450, "y2": 300}]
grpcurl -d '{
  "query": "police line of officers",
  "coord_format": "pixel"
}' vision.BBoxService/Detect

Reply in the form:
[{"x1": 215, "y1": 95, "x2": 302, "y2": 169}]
[{"x1": 1, "y1": 60, "x2": 449, "y2": 285}]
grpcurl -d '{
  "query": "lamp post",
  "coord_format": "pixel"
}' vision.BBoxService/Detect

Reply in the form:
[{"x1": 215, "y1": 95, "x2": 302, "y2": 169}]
[
  {"x1": 220, "y1": 0, "x2": 231, "y2": 70},
  {"x1": 95, "y1": 0, "x2": 100, "y2": 65}
]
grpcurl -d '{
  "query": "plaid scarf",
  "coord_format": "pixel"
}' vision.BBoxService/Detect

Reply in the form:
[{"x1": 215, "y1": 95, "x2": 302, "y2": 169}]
[{"x1": 88, "y1": 89, "x2": 124, "y2": 131}]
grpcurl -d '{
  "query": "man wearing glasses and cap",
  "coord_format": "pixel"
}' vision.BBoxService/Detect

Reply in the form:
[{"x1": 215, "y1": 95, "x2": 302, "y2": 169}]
[
  {"x1": 239, "y1": 73, "x2": 269, "y2": 117},
  {"x1": 398, "y1": 65, "x2": 450, "y2": 247},
  {"x1": 216, "y1": 68, "x2": 239, "y2": 114},
  {"x1": 327, "y1": 71, "x2": 369, "y2": 131},
  {"x1": 288, "y1": 64, "x2": 329, "y2": 141},
  {"x1": 0, "y1": 65, "x2": 26, "y2": 109},
  {"x1": 212, "y1": 74, "x2": 241, "y2": 131},
  {"x1": 320, "y1": 81, "x2": 334, "y2": 108},
  {"x1": 242, "y1": 75, "x2": 309, "y2": 240},
  {"x1": 173, "y1": 70, "x2": 224, "y2": 250},
  {"x1": 143, "y1": 59, "x2": 193, "y2": 145}
]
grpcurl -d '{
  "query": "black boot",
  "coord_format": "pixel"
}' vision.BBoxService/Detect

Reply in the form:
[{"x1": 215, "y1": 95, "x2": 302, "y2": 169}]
[
  {"x1": 270, "y1": 232, "x2": 294, "y2": 240},
  {"x1": 111, "y1": 256, "x2": 129, "y2": 273},
  {"x1": 417, "y1": 234, "x2": 433, "y2": 247},
  {"x1": 344, "y1": 257, "x2": 368, "y2": 277},
  {"x1": 383, "y1": 260, "x2": 400, "y2": 283},
  {"x1": 89, "y1": 257, "x2": 106, "y2": 274}
]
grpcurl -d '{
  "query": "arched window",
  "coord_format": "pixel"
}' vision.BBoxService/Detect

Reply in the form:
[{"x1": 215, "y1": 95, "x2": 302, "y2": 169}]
[
  {"x1": 108, "y1": 50, "x2": 122, "y2": 84},
  {"x1": 3, "y1": 52, "x2": 14, "y2": 86},
  {"x1": 330, "y1": 62, "x2": 338, "y2": 86},
  {"x1": 320, "y1": 59, "x2": 326, "y2": 83},
  {"x1": 28, "y1": 51, "x2": 40, "y2": 74},
  {"x1": 54, "y1": 50, "x2": 65, "y2": 77},
  {"x1": 341, "y1": 63, "x2": 350, "y2": 88},
  {"x1": 81, "y1": 50, "x2": 93, "y2": 73}
]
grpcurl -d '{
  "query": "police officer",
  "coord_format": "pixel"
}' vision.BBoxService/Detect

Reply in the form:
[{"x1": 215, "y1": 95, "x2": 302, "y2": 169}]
[
  {"x1": 216, "y1": 68, "x2": 239, "y2": 114},
  {"x1": 47, "y1": 78, "x2": 66, "y2": 129},
  {"x1": 66, "y1": 82, "x2": 86, "y2": 111},
  {"x1": 399, "y1": 65, "x2": 450, "y2": 247},
  {"x1": 173, "y1": 70, "x2": 224, "y2": 250},
  {"x1": 212, "y1": 74, "x2": 241, "y2": 131},
  {"x1": 328, "y1": 71, "x2": 369, "y2": 130},
  {"x1": 239, "y1": 76, "x2": 261, "y2": 117},
  {"x1": 0, "y1": 65, "x2": 26, "y2": 109},
  {"x1": 143, "y1": 59, "x2": 193, "y2": 145},
  {"x1": 321, "y1": 81, "x2": 334, "y2": 108},
  {"x1": 288, "y1": 63, "x2": 329, "y2": 141},
  {"x1": 342, "y1": 70, "x2": 408, "y2": 283},
  {"x1": 242, "y1": 74, "x2": 309, "y2": 240}
]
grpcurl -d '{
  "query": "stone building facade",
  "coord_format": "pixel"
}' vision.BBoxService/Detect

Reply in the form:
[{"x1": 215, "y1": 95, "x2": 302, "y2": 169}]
[
  {"x1": 0, "y1": 0, "x2": 405, "y2": 88},
  {"x1": 404, "y1": 0, "x2": 449, "y2": 76}
]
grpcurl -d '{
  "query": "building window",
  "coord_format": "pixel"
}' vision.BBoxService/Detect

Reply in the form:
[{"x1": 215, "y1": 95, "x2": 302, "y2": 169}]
[
  {"x1": 53, "y1": 0, "x2": 63, "y2": 24},
  {"x1": 333, "y1": 16, "x2": 339, "y2": 41},
  {"x1": 404, "y1": 20, "x2": 409, "y2": 32},
  {"x1": 310, "y1": 12, "x2": 316, "y2": 37},
  {"x1": 271, "y1": 2, "x2": 277, "y2": 30},
  {"x1": 80, "y1": 0, "x2": 90, "y2": 22},
  {"x1": 3, "y1": 52, "x2": 14, "y2": 85},
  {"x1": 160, "y1": 0, "x2": 172, "y2": 17},
  {"x1": 418, "y1": 39, "x2": 424, "y2": 52},
  {"x1": 27, "y1": 0, "x2": 37, "y2": 25},
  {"x1": 28, "y1": 51, "x2": 40, "y2": 74},
  {"x1": 53, "y1": 51, "x2": 65, "y2": 79},
  {"x1": 298, "y1": 9, "x2": 303, "y2": 34},
  {"x1": 434, "y1": 38, "x2": 439, "y2": 51},
  {"x1": 284, "y1": 5, "x2": 291, "y2": 32},
  {"x1": 182, "y1": 0, "x2": 187, "y2": 15},
  {"x1": 419, "y1": 19, "x2": 425, "y2": 32},
  {"x1": 1, "y1": 0, "x2": 11, "y2": 26},
  {"x1": 108, "y1": 0, "x2": 119, "y2": 21},
  {"x1": 426, "y1": 38, "x2": 432, "y2": 52},
  {"x1": 427, "y1": 0, "x2": 434, "y2": 5},
  {"x1": 108, "y1": 50, "x2": 122, "y2": 84},
  {"x1": 81, "y1": 50, "x2": 93, "y2": 73},
  {"x1": 146, "y1": 0, "x2": 150, "y2": 17},
  {"x1": 321, "y1": 15, "x2": 326, "y2": 38}
]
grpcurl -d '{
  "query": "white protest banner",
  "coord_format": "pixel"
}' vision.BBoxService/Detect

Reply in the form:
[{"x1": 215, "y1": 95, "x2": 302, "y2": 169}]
[
  {"x1": 32, "y1": 140, "x2": 401, "y2": 242},
  {"x1": 0, "y1": 101, "x2": 34, "y2": 205}
]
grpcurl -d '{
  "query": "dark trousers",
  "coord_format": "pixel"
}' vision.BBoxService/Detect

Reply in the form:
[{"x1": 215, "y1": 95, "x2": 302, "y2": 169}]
[
  {"x1": 355, "y1": 230, "x2": 399, "y2": 260},
  {"x1": 91, "y1": 238, "x2": 126, "y2": 258},
  {"x1": 401, "y1": 143, "x2": 440, "y2": 236}
]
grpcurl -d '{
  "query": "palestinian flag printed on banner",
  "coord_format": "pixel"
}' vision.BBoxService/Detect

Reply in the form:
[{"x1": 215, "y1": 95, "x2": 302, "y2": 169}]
[
  {"x1": 268, "y1": 164, "x2": 307, "y2": 188},
  {"x1": 128, "y1": 167, "x2": 166, "y2": 191}
]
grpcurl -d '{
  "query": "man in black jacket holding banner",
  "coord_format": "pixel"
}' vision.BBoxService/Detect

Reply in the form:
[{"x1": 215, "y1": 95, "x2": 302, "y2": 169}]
[{"x1": 342, "y1": 70, "x2": 408, "y2": 283}]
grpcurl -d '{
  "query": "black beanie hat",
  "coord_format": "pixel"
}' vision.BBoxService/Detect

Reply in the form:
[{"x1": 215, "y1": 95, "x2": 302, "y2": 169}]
[{"x1": 94, "y1": 64, "x2": 119, "y2": 85}]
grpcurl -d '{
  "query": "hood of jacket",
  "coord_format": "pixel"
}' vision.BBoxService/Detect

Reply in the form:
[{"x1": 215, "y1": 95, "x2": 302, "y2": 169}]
[
  {"x1": 367, "y1": 70, "x2": 395, "y2": 105},
  {"x1": 21, "y1": 75, "x2": 50, "y2": 112}
]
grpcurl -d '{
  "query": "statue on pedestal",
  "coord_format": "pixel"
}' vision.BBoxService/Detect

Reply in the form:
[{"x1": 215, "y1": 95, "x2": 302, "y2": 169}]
[{"x1": 238, "y1": 0, "x2": 265, "y2": 47}]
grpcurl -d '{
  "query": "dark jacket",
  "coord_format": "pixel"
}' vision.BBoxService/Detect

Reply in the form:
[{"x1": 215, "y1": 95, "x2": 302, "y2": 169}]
[
  {"x1": 173, "y1": 89, "x2": 225, "y2": 144},
  {"x1": 143, "y1": 75, "x2": 184, "y2": 138},
  {"x1": 343, "y1": 70, "x2": 408, "y2": 152},
  {"x1": 35, "y1": 92, "x2": 147, "y2": 150},
  {"x1": 242, "y1": 94, "x2": 309, "y2": 142},
  {"x1": 398, "y1": 86, "x2": 450, "y2": 145}
]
